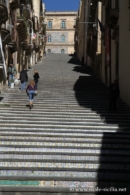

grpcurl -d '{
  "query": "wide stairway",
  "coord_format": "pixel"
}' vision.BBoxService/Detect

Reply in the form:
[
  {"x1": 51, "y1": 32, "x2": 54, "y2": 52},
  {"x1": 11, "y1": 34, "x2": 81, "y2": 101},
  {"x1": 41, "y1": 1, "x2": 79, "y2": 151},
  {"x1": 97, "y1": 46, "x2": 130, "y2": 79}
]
[{"x1": 0, "y1": 55, "x2": 130, "y2": 194}]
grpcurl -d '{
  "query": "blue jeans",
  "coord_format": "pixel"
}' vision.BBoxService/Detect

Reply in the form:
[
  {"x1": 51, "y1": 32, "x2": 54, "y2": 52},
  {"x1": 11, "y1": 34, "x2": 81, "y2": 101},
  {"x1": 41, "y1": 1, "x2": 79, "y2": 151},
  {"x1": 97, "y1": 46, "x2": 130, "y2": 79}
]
[
  {"x1": 35, "y1": 82, "x2": 38, "y2": 90},
  {"x1": 20, "y1": 82, "x2": 26, "y2": 90},
  {"x1": 28, "y1": 90, "x2": 35, "y2": 101},
  {"x1": 8, "y1": 74, "x2": 14, "y2": 87}
]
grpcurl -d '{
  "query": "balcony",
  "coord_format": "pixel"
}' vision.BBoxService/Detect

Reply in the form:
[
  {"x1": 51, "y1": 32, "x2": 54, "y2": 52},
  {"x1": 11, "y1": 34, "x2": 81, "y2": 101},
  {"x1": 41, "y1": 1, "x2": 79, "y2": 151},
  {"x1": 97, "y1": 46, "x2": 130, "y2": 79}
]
[
  {"x1": 0, "y1": 0, "x2": 8, "y2": 25},
  {"x1": 1, "y1": 28, "x2": 11, "y2": 45},
  {"x1": 8, "y1": 41, "x2": 17, "y2": 54},
  {"x1": 98, "y1": 0, "x2": 108, "y2": 6},
  {"x1": 19, "y1": 7, "x2": 30, "y2": 20},
  {"x1": 25, "y1": 45, "x2": 31, "y2": 56},
  {"x1": 17, "y1": 20, "x2": 27, "y2": 41},
  {"x1": 107, "y1": 8, "x2": 119, "y2": 29}
]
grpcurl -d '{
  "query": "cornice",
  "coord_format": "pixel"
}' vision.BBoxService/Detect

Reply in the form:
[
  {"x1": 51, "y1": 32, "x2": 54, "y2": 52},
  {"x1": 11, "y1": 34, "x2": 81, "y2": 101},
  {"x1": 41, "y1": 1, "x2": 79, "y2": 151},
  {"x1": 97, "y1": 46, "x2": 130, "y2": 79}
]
[
  {"x1": 46, "y1": 43, "x2": 74, "y2": 46},
  {"x1": 46, "y1": 29, "x2": 75, "y2": 31}
]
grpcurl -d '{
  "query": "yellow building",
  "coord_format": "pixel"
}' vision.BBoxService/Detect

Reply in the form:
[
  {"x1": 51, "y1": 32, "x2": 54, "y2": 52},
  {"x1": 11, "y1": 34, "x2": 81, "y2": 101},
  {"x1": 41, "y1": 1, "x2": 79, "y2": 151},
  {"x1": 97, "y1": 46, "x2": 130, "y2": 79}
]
[{"x1": 45, "y1": 11, "x2": 77, "y2": 54}]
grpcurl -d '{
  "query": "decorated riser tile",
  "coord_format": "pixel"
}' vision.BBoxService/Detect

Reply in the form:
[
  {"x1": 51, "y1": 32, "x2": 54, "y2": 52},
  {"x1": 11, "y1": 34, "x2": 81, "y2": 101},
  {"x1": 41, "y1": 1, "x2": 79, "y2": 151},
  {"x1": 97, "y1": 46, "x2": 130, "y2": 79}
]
[
  {"x1": 0, "y1": 136, "x2": 104, "y2": 142},
  {"x1": 0, "y1": 170, "x2": 129, "y2": 179},
  {"x1": 2, "y1": 154, "x2": 128, "y2": 162},
  {"x1": 0, "y1": 141, "x2": 130, "y2": 149},
  {"x1": 0, "y1": 162, "x2": 129, "y2": 170},
  {"x1": 0, "y1": 136, "x2": 129, "y2": 144},
  {"x1": 0, "y1": 147, "x2": 130, "y2": 155}
]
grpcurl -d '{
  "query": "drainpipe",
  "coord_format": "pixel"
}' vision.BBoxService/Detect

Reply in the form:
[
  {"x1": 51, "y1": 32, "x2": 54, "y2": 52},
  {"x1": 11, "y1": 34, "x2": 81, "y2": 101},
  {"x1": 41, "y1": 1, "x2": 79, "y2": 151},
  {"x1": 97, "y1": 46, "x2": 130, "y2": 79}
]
[{"x1": 84, "y1": 0, "x2": 87, "y2": 65}]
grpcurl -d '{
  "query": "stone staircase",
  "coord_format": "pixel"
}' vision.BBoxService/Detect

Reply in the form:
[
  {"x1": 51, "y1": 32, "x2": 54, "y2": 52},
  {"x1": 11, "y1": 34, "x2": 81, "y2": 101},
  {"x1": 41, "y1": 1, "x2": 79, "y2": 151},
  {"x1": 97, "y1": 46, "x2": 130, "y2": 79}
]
[{"x1": 0, "y1": 55, "x2": 130, "y2": 194}]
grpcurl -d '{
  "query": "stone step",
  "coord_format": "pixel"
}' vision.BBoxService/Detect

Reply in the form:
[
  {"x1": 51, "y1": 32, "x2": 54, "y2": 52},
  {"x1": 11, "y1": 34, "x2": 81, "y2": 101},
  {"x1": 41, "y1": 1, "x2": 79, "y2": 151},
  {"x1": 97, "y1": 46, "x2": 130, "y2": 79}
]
[
  {"x1": 0, "y1": 140, "x2": 129, "y2": 149},
  {"x1": 0, "y1": 111, "x2": 129, "y2": 119},
  {"x1": 0, "y1": 117, "x2": 105, "y2": 123},
  {"x1": 0, "y1": 146, "x2": 130, "y2": 155},
  {"x1": 0, "y1": 118, "x2": 129, "y2": 127},
  {"x1": 0, "y1": 124, "x2": 123, "y2": 134},
  {"x1": 1, "y1": 99, "x2": 124, "y2": 104},
  {"x1": 0, "y1": 170, "x2": 129, "y2": 181},
  {"x1": 0, "y1": 161, "x2": 129, "y2": 171},
  {"x1": 0, "y1": 97, "x2": 126, "y2": 103},
  {"x1": 0, "y1": 135, "x2": 129, "y2": 144},
  {"x1": 0, "y1": 140, "x2": 130, "y2": 150},
  {"x1": 0, "y1": 131, "x2": 129, "y2": 138},
  {"x1": 0, "y1": 127, "x2": 127, "y2": 134},
  {"x1": 0, "y1": 181, "x2": 129, "y2": 193},
  {"x1": 0, "y1": 119, "x2": 115, "y2": 126},
  {"x1": 1, "y1": 101, "x2": 127, "y2": 108},
  {"x1": 0, "y1": 104, "x2": 130, "y2": 114},
  {"x1": 0, "y1": 153, "x2": 130, "y2": 163}
]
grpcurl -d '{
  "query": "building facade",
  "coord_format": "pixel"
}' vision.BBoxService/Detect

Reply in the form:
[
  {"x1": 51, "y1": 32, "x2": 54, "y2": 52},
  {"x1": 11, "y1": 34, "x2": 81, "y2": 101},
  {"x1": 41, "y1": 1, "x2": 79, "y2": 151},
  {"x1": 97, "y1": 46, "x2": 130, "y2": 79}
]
[
  {"x1": 45, "y1": 11, "x2": 77, "y2": 54},
  {"x1": 75, "y1": 0, "x2": 130, "y2": 107},
  {"x1": 0, "y1": 0, "x2": 46, "y2": 92}
]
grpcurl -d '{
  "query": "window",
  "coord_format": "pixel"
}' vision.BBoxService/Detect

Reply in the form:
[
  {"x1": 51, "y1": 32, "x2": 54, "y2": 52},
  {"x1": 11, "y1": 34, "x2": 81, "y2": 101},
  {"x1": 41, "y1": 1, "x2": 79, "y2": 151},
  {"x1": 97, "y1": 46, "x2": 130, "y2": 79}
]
[
  {"x1": 61, "y1": 35, "x2": 65, "y2": 42},
  {"x1": 48, "y1": 21, "x2": 52, "y2": 28},
  {"x1": 61, "y1": 21, "x2": 66, "y2": 28},
  {"x1": 48, "y1": 49, "x2": 51, "y2": 53},
  {"x1": 61, "y1": 49, "x2": 65, "y2": 54},
  {"x1": 48, "y1": 35, "x2": 51, "y2": 42}
]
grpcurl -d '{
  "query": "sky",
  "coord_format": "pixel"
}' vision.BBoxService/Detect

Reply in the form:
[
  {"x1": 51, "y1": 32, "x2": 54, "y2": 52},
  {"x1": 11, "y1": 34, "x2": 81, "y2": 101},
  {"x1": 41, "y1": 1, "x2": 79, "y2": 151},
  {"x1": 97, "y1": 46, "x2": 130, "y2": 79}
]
[{"x1": 43, "y1": 0, "x2": 80, "y2": 11}]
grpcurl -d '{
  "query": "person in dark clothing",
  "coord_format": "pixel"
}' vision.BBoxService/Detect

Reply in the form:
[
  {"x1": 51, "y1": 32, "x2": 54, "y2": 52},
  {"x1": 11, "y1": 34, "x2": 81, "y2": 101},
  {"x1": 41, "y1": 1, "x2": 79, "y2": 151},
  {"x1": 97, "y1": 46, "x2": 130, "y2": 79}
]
[
  {"x1": 26, "y1": 80, "x2": 36, "y2": 110},
  {"x1": 19, "y1": 66, "x2": 28, "y2": 90},
  {"x1": 81, "y1": 56, "x2": 84, "y2": 66},
  {"x1": 7, "y1": 61, "x2": 17, "y2": 87},
  {"x1": 109, "y1": 80, "x2": 120, "y2": 112},
  {"x1": 33, "y1": 69, "x2": 39, "y2": 90}
]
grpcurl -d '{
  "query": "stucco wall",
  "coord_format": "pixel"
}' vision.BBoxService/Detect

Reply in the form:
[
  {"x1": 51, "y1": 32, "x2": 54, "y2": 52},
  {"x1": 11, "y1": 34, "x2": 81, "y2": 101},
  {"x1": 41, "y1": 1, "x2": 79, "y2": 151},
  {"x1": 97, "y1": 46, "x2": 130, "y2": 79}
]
[
  {"x1": 47, "y1": 32, "x2": 68, "y2": 43},
  {"x1": 46, "y1": 46, "x2": 68, "y2": 54},
  {"x1": 68, "y1": 47, "x2": 75, "y2": 54},
  {"x1": 45, "y1": 14, "x2": 76, "y2": 29},
  {"x1": 68, "y1": 31, "x2": 74, "y2": 43},
  {"x1": 46, "y1": 46, "x2": 74, "y2": 54},
  {"x1": 119, "y1": 0, "x2": 130, "y2": 106},
  {"x1": 45, "y1": 12, "x2": 77, "y2": 54}
]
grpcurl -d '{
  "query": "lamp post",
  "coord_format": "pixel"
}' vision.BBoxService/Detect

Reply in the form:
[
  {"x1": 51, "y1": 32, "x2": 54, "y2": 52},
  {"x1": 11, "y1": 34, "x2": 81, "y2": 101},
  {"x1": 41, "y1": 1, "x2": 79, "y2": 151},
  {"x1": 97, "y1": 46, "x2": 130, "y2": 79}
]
[{"x1": 28, "y1": 19, "x2": 33, "y2": 67}]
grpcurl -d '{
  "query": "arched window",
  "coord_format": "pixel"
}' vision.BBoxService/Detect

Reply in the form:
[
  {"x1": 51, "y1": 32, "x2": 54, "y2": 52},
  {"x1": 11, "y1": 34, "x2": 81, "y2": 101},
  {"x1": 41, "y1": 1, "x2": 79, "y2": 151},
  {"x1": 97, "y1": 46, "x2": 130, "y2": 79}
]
[
  {"x1": 61, "y1": 21, "x2": 66, "y2": 28},
  {"x1": 48, "y1": 35, "x2": 51, "y2": 42},
  {"x1": 48, "y1": 21, "x2": 52, "y2": 28},
  {"x1": 61, "y1": 35, "x2": 65, "y2": 42},
  {"x1": 61, "y1": 49, "x2": 65, "y2": 54},
  {"x1": 48, "y1": 49, "x2": 51, "y2": 53}
]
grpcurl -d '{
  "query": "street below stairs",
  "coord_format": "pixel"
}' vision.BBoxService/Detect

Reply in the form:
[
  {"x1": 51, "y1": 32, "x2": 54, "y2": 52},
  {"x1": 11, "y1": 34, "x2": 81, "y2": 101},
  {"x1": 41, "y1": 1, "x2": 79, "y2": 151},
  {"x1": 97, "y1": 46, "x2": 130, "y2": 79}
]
[{"x1": 0, "y1": 54, "x2": 130, "y2": 194}]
